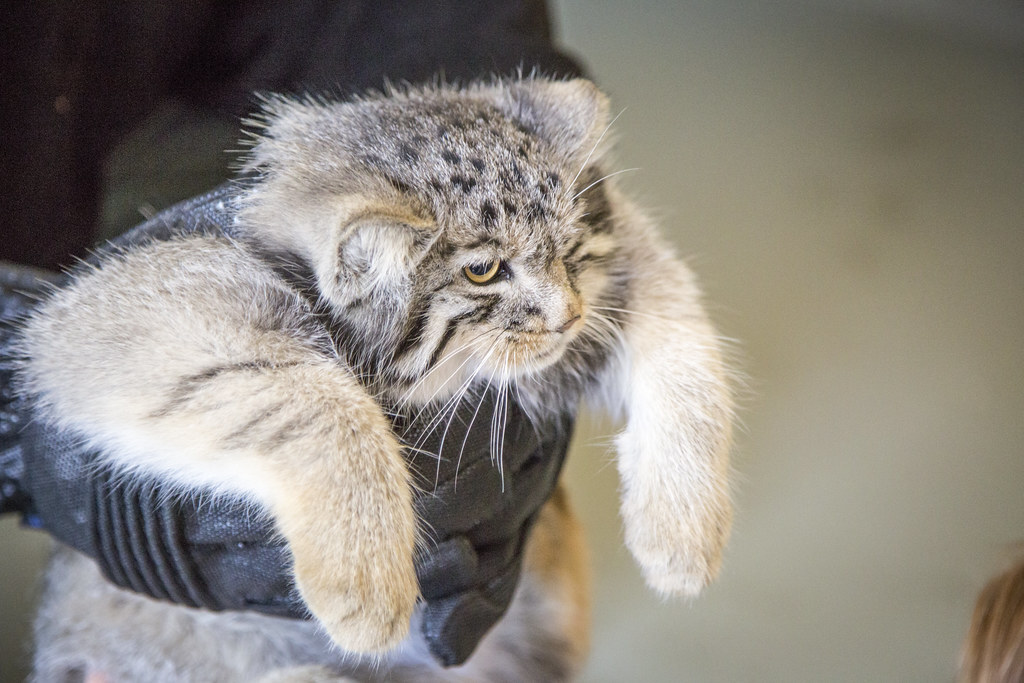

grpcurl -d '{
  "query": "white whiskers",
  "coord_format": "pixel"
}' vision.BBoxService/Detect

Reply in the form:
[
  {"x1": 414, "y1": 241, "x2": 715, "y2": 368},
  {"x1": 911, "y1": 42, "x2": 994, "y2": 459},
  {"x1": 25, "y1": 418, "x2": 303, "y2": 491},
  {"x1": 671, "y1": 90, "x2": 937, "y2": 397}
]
[
  {"x1": 565, "y1": 106, "x2": 627, "y2": 196},
  {"x1": 569, "y1": 168, "x2": 640, "y2": 203}
]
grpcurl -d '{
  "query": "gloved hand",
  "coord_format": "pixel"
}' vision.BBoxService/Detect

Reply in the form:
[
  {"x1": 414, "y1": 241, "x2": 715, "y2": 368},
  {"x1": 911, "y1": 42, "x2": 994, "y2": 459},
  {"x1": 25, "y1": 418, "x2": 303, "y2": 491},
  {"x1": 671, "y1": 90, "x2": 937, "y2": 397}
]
[
  {"x1": 1, "y1": 238, "x2": 573, "y2": 667},
  {"x1": 398, "y1": 394, "x2": 572, "y2": 666}
]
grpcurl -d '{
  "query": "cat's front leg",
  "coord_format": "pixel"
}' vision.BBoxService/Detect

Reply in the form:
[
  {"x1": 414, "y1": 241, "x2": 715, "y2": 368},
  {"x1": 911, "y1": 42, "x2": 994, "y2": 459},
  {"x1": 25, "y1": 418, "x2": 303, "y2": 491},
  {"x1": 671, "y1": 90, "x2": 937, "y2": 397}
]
[
  {"x1": 136, "y1": 357, "x2": 421, "y2": 653},
  {"x1": 254, "y1": 362, "x2": 421, "y2": 652},
  {"x1": 605, "y1": 232, "x2": 734, "y2": 597}
]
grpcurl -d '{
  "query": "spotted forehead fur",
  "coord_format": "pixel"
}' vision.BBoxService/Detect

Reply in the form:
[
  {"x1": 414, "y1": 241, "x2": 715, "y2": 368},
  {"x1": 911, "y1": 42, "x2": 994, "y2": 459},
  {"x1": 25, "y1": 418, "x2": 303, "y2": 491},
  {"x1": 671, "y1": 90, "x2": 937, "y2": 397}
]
[
  {"x1": 354, "y1": 97, "x2": 574, "y2": 245},
  {"x1": 245, "y1": 78, "x2": 610, "y2": 262}
]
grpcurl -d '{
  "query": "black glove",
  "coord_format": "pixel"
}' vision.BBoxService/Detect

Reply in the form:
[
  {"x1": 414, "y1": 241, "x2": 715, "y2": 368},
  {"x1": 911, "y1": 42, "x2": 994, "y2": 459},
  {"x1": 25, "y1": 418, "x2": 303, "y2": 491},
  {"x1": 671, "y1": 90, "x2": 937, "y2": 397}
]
[
  {"x1": 399, "y1": 394, "x2": 572, "y2": 666},
  {"x1": 0, "y1": 195, "x2": 574, "y2": 667},
  {"x1": 12, "y1": 387, "x2": 570, "y2": 667},
  {"x1": 0, "y1": 262, "x2": 56, "y2": 516}
]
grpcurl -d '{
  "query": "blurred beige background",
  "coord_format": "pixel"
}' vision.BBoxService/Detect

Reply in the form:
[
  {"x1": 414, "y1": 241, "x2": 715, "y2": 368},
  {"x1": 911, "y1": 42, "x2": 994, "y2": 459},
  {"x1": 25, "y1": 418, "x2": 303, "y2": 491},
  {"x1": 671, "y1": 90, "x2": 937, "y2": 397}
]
[
  {"x1": 2, "y1": 1, "x2": 1023, "y2": 681},
  {"x1": 554, "y1": 1, "x2": 1024, "y2": 681}
]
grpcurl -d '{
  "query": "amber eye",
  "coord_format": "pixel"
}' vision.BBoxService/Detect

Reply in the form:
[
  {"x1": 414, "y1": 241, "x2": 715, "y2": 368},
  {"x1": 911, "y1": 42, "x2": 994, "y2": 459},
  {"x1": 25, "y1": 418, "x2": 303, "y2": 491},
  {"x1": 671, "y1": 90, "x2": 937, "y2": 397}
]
[{"x1": 464, "y1": 260, "x2": 502, "y2": 284}]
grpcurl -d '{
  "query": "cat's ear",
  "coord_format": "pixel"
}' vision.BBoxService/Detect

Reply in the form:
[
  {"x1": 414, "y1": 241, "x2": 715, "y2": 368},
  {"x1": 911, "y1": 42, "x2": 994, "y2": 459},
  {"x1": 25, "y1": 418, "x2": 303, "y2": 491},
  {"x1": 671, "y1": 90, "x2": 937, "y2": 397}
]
[
  {"x1": 320, "y1": 207, "x2": 438, "y2": 308},
  {"x1": 498, "y1": 78, "x2": 611, "y2": 156}
]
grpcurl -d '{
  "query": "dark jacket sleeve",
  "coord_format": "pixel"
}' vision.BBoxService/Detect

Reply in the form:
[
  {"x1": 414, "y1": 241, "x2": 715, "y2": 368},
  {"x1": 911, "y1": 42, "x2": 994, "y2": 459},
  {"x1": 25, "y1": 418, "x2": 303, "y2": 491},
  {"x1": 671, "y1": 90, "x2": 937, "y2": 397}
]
[{"x1": 1, "y1": 0, "x2": 583, "y2": 269}]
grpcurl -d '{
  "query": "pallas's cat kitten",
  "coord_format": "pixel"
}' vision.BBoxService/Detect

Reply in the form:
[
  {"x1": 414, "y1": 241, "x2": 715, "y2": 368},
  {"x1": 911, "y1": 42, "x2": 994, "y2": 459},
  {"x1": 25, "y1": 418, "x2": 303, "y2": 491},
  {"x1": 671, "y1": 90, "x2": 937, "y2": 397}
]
[{"x1": 19, "y1": 77, "x2": 734, "y2": 682}]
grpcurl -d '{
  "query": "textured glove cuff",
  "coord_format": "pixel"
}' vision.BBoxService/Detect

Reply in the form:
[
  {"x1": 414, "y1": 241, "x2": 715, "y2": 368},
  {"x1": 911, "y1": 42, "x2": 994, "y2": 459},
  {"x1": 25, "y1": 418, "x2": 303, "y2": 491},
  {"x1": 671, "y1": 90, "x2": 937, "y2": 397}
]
[
  {"x1": 1, "y1": 262, "x2": 59, "y2": 515},
  {"x1": 20, "y1": 421, "x2": 306, "y2": 618}
]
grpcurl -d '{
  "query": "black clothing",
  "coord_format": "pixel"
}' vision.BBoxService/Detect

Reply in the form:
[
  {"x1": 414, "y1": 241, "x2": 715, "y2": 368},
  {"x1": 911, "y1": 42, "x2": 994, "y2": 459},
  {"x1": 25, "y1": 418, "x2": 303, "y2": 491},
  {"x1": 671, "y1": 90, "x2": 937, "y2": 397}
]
[{"x1": 1, "y1": 0, "x2": 582, "y2": 269}]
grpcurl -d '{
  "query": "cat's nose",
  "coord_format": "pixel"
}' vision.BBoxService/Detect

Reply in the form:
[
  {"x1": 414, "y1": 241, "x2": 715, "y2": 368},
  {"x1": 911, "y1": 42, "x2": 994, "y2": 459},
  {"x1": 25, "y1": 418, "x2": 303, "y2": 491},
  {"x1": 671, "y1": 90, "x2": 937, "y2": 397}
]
[{"x1": 557, "y1": 314, "x2": 581, "y2": 334}]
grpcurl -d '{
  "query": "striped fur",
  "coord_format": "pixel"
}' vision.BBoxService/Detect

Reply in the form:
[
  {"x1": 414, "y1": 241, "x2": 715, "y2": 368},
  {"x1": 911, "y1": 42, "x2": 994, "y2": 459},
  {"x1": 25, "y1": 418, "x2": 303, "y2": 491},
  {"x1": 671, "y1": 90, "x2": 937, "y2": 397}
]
[{"x1": 21, "y1": 77, "x2": 734, "y2": 681}]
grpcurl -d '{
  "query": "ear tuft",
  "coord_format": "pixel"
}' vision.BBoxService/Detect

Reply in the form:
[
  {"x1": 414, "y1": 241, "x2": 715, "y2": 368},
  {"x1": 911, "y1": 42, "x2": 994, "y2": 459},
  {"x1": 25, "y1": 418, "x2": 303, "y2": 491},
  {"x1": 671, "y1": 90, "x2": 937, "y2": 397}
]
[
  {"x1": 501, "y1": 78, "x2": 611, "y2": 156},
  {"x1": 327, "y1": 211, "x2": 438, "y2": 308}
]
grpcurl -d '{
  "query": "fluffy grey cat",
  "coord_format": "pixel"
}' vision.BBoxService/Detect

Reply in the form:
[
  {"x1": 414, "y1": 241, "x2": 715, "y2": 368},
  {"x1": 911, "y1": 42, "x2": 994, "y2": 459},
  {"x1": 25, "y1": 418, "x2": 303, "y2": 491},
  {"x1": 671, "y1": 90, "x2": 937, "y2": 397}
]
[{"x1": 19, "y1": 77, "x2": 734, "y2": 682}]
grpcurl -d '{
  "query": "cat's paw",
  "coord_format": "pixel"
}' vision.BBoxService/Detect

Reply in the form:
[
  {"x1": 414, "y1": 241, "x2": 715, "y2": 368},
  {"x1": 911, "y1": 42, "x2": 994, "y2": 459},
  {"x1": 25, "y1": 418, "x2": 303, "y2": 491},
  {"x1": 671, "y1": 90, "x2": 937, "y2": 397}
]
[
  {"x1": 282, "y1": 437, "x2": 420, "y2": 655},
  {"x1": 291, "y1": 531, "x2": 420, "y2": 653},
  {"x1": 621, "y1": 486, "x2": 732, "y2": 598}
]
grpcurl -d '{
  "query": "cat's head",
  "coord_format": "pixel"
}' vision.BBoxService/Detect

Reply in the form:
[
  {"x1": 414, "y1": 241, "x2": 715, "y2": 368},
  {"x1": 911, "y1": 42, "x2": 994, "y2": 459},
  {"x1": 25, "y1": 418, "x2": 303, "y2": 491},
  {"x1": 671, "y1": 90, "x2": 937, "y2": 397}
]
[{"x1": 239, "y1": 77, "x2": 622, "y2": 401}]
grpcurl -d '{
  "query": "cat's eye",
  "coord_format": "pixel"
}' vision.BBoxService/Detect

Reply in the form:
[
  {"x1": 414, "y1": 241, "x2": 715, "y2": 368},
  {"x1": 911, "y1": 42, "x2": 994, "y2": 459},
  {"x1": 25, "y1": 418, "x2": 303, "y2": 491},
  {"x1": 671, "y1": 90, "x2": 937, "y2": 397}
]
[{"x1": 464, "y1": 260, "x2": 502, "y2": 284}]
